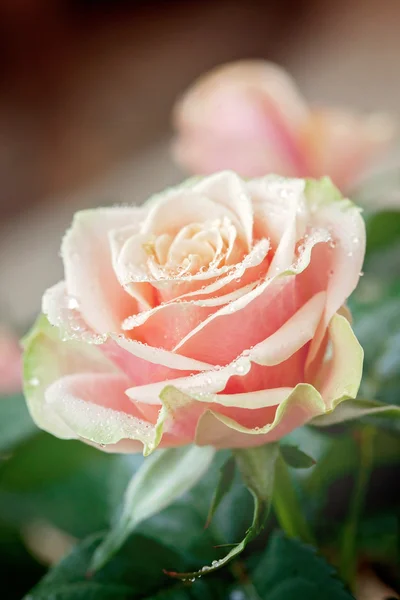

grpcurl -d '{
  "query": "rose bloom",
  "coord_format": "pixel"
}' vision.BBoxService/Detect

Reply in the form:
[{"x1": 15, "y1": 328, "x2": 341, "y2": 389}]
[
  {"x1": 173, "y1": 61, "x2": 396, "y2": 192},
  {"x1": 23, "y1": 172, "x2": 365, "y2": 455}
]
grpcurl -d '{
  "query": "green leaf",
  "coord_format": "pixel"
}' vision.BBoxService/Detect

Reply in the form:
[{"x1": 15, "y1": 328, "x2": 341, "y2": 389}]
[
  {"x1": 0, "y1": 519, "x2": 46, "y2": 599},
  {"x1": 205, "y1": 455, "x2": 236, "y2": 528},
  {"x1": 338, "y1": 427, "x2": 375, "y2": 587},
  {"x1": 349, "y1": 279, "x2": 400, "y2": 406},
  {"x1": 137, "y1": 451, "x2": 253, "y2": 566},
  {"x1": 306, "y1": 427, "x2": 400, "y2": 499},
  {"x1": 26, "y1": 532, "x2": 206, "y2": 600},
  {"x1": 279, "y1": 444, "x2": 316, "y2": 469},
  {"x1": 311, "y1": 398, "x2": 400, "y2": 428},
  {"x1": 0, "y1": 432, "x2": 124, "y2": 538},
  {"x1": 272, "y1": 454, "x2": 315, "y2": 544},
  {"x1": 0, "y1": 393, "x2": 37, "y2": 454},
  {"x1": 165, "y1": 443, "x2": 279, "y2": 580},
  {"x1": 90, "y1": 445, "x2": 215, "y2": 573},
  {"x1": 365, "y1": 210, "x2": 400, "y2": 255},
  {"x1": 251, "y1": 532, "x2": 354, "y2": 599}
]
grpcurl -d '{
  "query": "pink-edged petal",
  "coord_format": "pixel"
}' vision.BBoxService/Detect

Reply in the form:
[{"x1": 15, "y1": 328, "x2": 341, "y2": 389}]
[{"x1": 61, "y1": 208, "x2": 145, "y2": 334}]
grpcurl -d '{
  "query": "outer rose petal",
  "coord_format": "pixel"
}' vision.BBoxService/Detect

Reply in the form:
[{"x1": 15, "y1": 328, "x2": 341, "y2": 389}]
[
  {"x1": 22, "y1": 315, "x2": 161, "y2": 453},
  {"x1": 62, "y1": 208, "x2": 147, "y2": 334},
  {"x1": 194, "y1": 313, "x2": 363, "y2": 448},
  {"x1": 22, "y1": 315, "x2": 117, "y2": 439},
  {"x1": 303, "y1": 178, "x2": 366, "y2": 367},
  {"x1": 45, "y1": 373, "x2": 155, "y2": 449}
]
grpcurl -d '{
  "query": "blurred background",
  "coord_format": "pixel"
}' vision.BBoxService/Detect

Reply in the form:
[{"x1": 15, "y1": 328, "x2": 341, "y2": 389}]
[{"x1": 1, "y1": 0, "x2": 400, "y2": 329}]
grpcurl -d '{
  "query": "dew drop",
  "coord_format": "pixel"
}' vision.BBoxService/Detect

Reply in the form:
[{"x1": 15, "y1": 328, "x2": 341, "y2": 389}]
[
  {"x1": 29, "y1": 377, "x2": 40, "y2": 387},
  {"x1": 66, "y1": 296, "x2": 79, "y2": 310}
]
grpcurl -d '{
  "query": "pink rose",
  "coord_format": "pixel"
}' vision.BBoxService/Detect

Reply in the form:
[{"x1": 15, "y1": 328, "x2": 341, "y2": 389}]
[
  {"x1": 23, "y1": 172, "x2": 365, "y2": 454},
  {"x1": 0, "y1": 327, "x2": 22, "y2": 395},
  {"x1": 173, "y1": 61, "x2": 396, "y2": 192}
]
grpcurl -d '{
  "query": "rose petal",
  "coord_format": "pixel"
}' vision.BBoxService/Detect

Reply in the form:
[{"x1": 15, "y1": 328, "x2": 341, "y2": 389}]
[
  {"x1": 303, "y1": 109, "x2": 397, "y2": 190},
  {"x1": 62, "y1": 208, "x2": 146, "y2": 333},
  {"x1": 303, "y1": 178, "x2": 366, "y2": 366},
  {"x1": 173, "y1": 230, "x2": 329, "y2": 363},
  {"x1": 22, "y1": 314, "x2": 119, "y2": 440},
  {"x1": 109, "y1": 227, "x2": 157, "y2": 310},
  {"x1": 311, "y1": 312, "x2": 364, "y2": 409},
  {"x1": 173, "y1": 61, "x2": 310, "y2": 176},
  {"x1": 192, "y1": 171, "x2": 254, "y2": 249},
  {"x1": 126, "y1": 292, "x2": 325, "y2": 404},
  {"x1": 141, "y1": 188, "x2": 240, "y2": 238},
  {"x1": 45, "y1": 373, "x2": 156, "y2": 451},
  {"x1": 194, "y1": 384, "x2": 325, "y2": 448}
]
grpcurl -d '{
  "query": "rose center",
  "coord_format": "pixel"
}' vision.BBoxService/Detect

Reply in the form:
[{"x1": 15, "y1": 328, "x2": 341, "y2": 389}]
[{"x1": 144, "y1": 217, "x2": 244, "y2": 276}]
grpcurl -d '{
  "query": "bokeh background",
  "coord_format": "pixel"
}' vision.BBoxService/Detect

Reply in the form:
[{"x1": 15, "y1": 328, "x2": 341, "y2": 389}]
[{"x1": 0, "y1": 1, "x2": 399, "y2": 598}]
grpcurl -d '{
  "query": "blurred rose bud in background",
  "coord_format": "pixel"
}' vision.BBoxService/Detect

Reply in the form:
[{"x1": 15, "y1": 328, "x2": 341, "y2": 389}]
[
  {"x1": 173, "y1": 60, "x2": 397, "y2": 192},
  {"x1": 0, "y1": 326, "x2": 22, "y2": 395}
]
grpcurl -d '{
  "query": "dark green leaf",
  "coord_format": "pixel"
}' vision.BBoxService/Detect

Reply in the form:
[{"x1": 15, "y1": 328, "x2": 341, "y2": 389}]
[
  {"x1": 252, "y1": 532, "x2": 354, "y2": 599},
  {"x1": 26, "y1": 532, "x2": 226, "y2": 600},
  {"x1": 0, "y1": 520, "x2": 46, "y2": 599},
  {"x1": 165, "y1": 444, "x2": 278, "y2": 579},
  {"x1": 205, "y1": 455, "x2": 236, "y2": 528},
  {"x1": 90, "y1": 446, "x2": 215, "y2": 573},
  {"x1": 349, "y1": 277, "x2": 400, "y2": 407},
  {"x1": 0, "y1": 393, "x2": 37, "y2": 454},
  {"x1": 138, "y1": 451, "x2": 254, "y2": 566},
  {"x1": 365, "y1": 210, "x2": 400, "y2": 255},
  {"x1": 306, "y1": 428, "x2": 400, "y2": 499},
  {"x1": 280, "y1": 444, "x2": 316, "y2": 469},
  {"x1": 0, "y1": 433, "x2": 118, "y2": 538}
]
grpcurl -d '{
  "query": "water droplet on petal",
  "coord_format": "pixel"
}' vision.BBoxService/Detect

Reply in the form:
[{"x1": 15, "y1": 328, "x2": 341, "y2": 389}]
[{"x1": 66, "y1": 296, "x2": 79, "y2": 310}]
